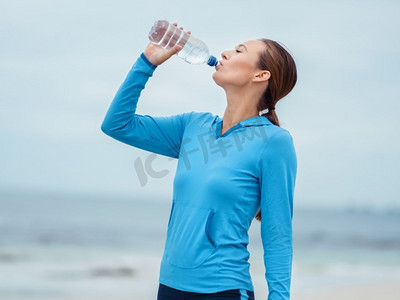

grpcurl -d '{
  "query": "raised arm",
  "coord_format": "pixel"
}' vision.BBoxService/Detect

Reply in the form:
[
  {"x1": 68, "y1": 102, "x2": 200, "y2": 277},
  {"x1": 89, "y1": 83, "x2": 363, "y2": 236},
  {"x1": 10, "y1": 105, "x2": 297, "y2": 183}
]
[
  {"x1": 258, "y1": 130, "x2": 297, "y2": 300},
  {"x1": 101, "y1": 28, "x2": 192, "y2": 158}
]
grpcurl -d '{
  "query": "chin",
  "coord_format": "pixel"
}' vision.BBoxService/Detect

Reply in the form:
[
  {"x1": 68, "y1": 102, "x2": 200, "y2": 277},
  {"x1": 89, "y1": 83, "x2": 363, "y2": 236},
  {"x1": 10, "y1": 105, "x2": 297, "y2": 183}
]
[{"x1": 212, "y1": 72, "x2": 224, "y2": 88}]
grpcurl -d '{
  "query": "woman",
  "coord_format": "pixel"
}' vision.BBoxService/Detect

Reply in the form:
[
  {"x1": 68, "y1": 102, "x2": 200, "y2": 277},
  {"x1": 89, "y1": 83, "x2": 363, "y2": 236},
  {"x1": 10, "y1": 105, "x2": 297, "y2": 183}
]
[{"x1": 101, "y1": 23, "x2": 297, "y2": 300}]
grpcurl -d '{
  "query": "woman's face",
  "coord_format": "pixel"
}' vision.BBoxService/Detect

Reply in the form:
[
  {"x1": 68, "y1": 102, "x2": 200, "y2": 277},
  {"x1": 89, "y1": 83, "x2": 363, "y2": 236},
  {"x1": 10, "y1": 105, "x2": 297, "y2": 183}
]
[{"x1": 212, "y1": 40, "x2": 267, "y2": 89}]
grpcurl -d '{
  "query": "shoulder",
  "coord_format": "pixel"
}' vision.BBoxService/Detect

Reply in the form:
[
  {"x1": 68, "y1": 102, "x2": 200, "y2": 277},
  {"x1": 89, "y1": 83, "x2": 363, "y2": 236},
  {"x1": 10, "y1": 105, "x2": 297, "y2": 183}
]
[
  {"x1": 260, "y1": 127, "x2": 296, "y2": 158},
  {"x1": 271, "y1": 127, "x2": 294, "y2": 144},
  {"x1": 185, "y1": 111, "x2": 217, "y2": 125}
]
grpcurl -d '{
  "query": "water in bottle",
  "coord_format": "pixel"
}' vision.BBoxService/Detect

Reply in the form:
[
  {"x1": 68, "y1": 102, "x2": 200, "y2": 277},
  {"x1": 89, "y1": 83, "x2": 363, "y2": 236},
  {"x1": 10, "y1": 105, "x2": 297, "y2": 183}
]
[{"x1": 148, "y1": 20, "x2": 218, "y2": 67}]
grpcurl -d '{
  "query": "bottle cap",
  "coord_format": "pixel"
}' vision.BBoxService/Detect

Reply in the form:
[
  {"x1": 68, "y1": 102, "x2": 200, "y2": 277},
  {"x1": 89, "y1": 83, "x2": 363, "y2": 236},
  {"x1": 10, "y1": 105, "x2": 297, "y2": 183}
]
[{"x1": 207, "y1": 56, "x2": 218, "y2": 67}]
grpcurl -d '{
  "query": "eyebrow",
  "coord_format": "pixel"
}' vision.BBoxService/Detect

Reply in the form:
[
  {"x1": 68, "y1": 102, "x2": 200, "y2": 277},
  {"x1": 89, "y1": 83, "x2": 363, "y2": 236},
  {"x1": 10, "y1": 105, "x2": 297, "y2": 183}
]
[{"x1": 237, "y1": 44, "x2": 248, "y2": 51}]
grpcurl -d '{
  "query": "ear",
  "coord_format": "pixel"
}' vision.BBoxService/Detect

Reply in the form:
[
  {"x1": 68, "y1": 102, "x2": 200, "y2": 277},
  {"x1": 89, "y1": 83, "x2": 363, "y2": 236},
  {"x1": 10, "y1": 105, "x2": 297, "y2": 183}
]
[{"x1": 253, "y1": 70, "x2": 271, "y2": 82}]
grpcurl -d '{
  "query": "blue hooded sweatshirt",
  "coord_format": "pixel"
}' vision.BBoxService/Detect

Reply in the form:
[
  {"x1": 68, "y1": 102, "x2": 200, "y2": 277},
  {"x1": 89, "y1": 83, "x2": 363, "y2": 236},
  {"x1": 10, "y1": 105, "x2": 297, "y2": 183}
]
[{"x1": 101, "y1": 53, "x2": 297, "y2": 300}]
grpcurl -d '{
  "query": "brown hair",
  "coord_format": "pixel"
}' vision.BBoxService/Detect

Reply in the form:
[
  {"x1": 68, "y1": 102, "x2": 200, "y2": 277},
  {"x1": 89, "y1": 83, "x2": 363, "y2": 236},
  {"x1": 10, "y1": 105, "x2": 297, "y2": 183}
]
[{"x1": 255, "y1": 38, "x2": 297, "y2": 221}]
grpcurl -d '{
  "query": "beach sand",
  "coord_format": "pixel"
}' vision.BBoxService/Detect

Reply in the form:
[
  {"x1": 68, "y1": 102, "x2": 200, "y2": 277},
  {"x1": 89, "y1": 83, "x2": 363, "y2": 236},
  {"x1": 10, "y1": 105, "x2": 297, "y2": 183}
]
[
  {"x1": 2, "y1": 248, "x2": 400, "y2": 300},
  {"x1": 292, "y1": 280, "x2": 400, "y2": 300},
  {"x1": 249, "y1": 258, "x2": 400, "y2": 300}
]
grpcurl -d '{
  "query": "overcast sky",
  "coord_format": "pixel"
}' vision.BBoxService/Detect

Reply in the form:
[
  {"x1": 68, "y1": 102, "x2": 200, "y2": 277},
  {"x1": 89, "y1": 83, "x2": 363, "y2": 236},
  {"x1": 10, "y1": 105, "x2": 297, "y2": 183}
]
[{"x1": 1, "y1": 0, "x2": 399, "y2": 211}]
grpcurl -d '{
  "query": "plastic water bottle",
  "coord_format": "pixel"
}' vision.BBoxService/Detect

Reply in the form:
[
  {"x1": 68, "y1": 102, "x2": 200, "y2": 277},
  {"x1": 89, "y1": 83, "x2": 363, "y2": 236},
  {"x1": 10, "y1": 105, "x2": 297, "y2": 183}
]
[{"x1": 148, "y1": 20, "x2": 218, "y2": 67}]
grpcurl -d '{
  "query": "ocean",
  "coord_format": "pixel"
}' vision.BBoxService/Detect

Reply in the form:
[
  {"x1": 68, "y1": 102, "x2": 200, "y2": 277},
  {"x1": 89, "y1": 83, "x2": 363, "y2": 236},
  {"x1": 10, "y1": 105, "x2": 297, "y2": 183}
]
[{"x1": 1, "y1": 189, "x2": 399, "y2": 300}]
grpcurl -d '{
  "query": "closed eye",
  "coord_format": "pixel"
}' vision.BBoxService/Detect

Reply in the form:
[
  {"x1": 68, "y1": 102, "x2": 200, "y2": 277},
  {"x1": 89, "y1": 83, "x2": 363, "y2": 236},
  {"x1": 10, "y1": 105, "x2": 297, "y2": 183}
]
[{"x1": 235, "y1": 44, "x2": 247, "y2": 53}]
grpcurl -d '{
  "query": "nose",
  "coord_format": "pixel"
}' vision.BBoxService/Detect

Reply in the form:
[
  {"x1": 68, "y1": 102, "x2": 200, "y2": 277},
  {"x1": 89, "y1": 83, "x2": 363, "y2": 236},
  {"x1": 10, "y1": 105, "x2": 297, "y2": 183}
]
[{"x1": 221, "y1": 51, "x2": 229, "y2": 60}]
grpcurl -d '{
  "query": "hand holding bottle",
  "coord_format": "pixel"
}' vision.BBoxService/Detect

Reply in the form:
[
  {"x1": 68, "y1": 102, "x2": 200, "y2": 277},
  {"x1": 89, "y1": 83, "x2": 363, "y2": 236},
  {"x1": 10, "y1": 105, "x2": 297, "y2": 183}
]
[
  {"x1": 147, "y1": 20, "x2": 218, "y2": 67},
  {"x1": 143, "y1": 22, "x2": 191, "y2": 66}
]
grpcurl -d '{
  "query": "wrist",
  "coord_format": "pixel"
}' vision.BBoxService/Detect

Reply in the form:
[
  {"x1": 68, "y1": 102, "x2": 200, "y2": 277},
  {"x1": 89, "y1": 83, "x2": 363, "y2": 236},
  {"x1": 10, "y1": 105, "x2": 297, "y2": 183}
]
[{"x1": 140, "y1": 52, "x2": 157, "y2": 70}]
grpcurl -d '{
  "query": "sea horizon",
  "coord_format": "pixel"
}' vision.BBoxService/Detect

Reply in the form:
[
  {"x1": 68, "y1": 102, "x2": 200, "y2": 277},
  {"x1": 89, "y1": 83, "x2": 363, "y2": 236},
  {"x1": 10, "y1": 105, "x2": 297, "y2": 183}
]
[{"x1": 1, "y1": 188, "x2": 399, "y2": 299}]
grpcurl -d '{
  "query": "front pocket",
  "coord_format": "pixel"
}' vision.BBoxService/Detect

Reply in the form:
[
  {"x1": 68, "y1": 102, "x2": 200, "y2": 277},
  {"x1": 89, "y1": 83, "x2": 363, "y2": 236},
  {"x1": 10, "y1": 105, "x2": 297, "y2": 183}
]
[{"x1": 165, "y1": 201, "x2": 216, "y2": 268}]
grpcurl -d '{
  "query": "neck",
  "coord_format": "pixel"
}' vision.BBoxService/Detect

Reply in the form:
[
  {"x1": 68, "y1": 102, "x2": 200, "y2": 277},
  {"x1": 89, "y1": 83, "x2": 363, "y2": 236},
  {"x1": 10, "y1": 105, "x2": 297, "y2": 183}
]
[{"x1": 222, "y1": 86, "x2": 262, "y2": 128}]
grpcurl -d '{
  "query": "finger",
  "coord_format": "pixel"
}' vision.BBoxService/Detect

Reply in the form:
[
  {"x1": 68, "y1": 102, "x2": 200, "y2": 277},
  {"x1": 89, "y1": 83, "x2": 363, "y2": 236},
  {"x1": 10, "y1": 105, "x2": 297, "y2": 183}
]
[
  {"x1": 172, "y1": 45, "x2": 182, "y2": 53},
  {"x1": 165, "y1": 45, "x2": 182, "y2": 59},
  {"x1": 172, "y1": 22, "x2": 177, "y2": 26},
  {"x1": 187, "y1": 31, "x2": 191, "y2": 35}
]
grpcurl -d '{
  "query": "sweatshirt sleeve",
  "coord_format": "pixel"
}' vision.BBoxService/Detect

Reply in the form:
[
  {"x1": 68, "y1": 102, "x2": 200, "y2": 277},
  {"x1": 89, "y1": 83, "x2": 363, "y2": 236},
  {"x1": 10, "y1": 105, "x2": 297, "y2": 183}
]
[
  {"x1": 101, "y1": 53, "x2": 193, "y2": 158},
  {"x1": 258, "y1": 129, "x2": 297, "y2": 300}
]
